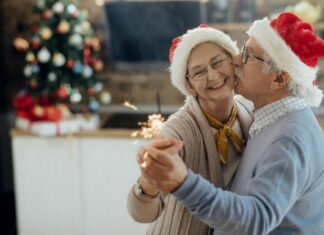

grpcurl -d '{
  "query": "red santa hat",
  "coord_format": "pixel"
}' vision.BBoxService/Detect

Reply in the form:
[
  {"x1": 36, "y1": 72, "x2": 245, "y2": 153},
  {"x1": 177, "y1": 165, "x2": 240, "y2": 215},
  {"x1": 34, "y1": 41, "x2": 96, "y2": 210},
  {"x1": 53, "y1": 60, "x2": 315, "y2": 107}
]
[
  {"x1": 169, "y1": 24, "x2": 239, "y2": 97},
  {"x1": 248, "y1": 12, "x2": 324, "y2": 107}
]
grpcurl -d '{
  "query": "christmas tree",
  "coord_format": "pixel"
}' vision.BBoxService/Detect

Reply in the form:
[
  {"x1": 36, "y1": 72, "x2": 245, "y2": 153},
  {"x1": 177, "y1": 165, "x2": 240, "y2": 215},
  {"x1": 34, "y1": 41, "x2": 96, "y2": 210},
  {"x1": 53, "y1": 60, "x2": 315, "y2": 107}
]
[{"x1": 14, "y1": 0, "x2": 110, "y2": 124}]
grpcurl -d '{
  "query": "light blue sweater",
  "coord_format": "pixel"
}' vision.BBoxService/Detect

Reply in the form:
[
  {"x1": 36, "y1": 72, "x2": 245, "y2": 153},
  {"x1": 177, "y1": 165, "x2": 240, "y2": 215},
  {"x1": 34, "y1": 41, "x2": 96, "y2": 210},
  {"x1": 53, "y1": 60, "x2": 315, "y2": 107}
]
[{"x1": 173, "y1": 108, "x2": 324, "y2": 235}]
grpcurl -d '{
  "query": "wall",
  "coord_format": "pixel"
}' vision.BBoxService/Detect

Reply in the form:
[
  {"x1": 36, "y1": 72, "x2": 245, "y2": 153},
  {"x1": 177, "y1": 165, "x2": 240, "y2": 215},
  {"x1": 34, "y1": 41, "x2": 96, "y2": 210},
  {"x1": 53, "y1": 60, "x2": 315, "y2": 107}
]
[{"x1": 2, "y1": 0, "x2": 324, "y2": 107}]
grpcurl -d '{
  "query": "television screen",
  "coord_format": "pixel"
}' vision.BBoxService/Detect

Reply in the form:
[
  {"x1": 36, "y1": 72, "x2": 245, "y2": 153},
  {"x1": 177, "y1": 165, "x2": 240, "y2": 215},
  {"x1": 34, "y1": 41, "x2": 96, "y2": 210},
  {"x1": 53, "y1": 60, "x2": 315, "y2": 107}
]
[{"x1": 104, "y1": 1, "x2": 205, "y2": 71}]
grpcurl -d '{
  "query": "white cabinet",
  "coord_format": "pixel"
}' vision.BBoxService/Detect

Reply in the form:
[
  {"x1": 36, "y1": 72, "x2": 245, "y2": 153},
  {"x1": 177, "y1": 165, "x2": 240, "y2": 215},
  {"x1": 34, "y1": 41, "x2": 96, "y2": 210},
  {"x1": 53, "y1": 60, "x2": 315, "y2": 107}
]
[{"x1": 11, "y1": 130, "x2": 148, "y2": 235}]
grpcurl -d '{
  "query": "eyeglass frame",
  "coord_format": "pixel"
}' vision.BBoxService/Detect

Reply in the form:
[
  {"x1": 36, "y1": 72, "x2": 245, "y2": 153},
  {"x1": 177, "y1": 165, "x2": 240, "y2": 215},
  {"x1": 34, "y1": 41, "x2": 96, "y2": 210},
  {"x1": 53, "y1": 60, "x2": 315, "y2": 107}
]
[
  {"x1": 185, "y1": 52, "x2": 232, "y2": 81},
  {"x1": 241, "y1": 41, "x2": 268, "y2": 64}
]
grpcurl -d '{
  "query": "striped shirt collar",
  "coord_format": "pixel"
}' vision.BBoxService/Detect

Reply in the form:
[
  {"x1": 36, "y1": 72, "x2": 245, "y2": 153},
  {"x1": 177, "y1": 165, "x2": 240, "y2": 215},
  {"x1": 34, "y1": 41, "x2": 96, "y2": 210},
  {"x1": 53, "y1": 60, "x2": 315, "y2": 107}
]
[{"x1": 249, "y1": 96, "x2": 307, "y2": 138}]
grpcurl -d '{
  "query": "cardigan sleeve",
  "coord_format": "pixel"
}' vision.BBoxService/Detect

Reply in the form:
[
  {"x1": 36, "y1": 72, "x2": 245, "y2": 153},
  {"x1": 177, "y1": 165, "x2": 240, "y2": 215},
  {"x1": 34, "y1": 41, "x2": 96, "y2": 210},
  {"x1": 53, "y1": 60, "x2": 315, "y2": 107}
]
[
  {"x1": 126, "y1": 114, "x2": 186, "y2": 223},
  {"x1": 172, "y1": 137, "x2": 307, "y2": 235}
]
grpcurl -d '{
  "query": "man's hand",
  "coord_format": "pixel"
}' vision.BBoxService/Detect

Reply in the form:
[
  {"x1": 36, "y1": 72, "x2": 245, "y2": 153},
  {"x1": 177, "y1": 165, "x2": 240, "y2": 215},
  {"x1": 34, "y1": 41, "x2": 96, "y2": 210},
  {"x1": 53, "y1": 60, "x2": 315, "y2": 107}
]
[{"x1": 138, "y1": 138, "x2": 188, "y2": 193}]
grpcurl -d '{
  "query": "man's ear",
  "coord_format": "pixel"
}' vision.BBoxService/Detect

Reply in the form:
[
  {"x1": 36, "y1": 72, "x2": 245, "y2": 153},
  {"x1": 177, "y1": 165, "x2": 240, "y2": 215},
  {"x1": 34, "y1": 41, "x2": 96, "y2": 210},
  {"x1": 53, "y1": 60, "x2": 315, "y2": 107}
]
[{"x1": 270, "y1": 72, "x2": 291, "y2": 90}]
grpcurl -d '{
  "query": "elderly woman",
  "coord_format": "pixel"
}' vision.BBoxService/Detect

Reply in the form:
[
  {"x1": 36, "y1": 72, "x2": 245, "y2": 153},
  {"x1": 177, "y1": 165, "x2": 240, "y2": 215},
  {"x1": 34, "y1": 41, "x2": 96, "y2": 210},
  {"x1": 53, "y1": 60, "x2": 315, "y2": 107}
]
[{"x1": 127, "y1": 25, "x2": 253, "y2": 235}]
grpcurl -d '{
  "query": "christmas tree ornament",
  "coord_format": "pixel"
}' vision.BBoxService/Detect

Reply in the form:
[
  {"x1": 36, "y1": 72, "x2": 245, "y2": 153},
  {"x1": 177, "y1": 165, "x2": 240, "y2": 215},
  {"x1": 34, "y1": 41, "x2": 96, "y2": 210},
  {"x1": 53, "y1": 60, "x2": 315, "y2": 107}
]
[
  {"x1": 99, "y1": 91, "x2": 111, "y2": 104},
  {"x1": 36, "y1": 0, "x2": 45, "y2": 9},
  {"x1": 93, "y1": 59, "x2": 104, "y2": 72},
  {"x1": 83, "y1": 48, "x2": 91, "y2": 57},
  {"x1": 83, "y1": 65, "x2": 93, "y2": 78},
  {"x1": 52, "y1": 2, "x2": 64, "y2": 14},
  {"x1": 32, "y1": 65, "x2": 40, "y2": 74},
  {"x1": 88, "y1": 98, "x2": 100, "y2": 112},
  {"x1": 66, "y1": 59, "x2": 75, "y2": 69},
  {"x1": 87, "y1": 87, "x2": 96, "y2": 96},
  {"x1": 79, "y1": 9, "x2": 89, "y2": 21},
  {"x1": 23, "y1": 65, "x2": 33, "y2": 77},
  {"x1": 57, "y1": 20, "x2": 70, "y2": 34},
  {"x1": 48, "y1": 72, "x2": 57, "y2": 82},
  {"x1": 73, "y1": 24, "x2": 83, "y2": 34},
  {"x1": 39, "y1": 27, "x2": 52, "y2": 40},
  {"x1": 70, "y1": 90, "x2": 82, "y2": 103},
  {"x1": 52, "y1": 52, "x2": 66, "y2": 67},
  {"x1": 67, "y1": 4, "x2": 78, "y2": 18},
  {"x1": 31, "y1": 37, "x2": 41, "y2": 49},
  {"x1": 31, "y1": 25, "x2": 39, "y2": 33},
  {"x1": 13, "y1": 37, "x2": 29, "y2": 52},
  {"x1": 57, "y1": 85, "x2": 70, "y2": 99},
  {"x1": 69, "y1": 34, "x2": 83, "y2": 47},
  {"x1": 42, "y1": 10, "x2": 53, "y2": 20},
  {"x1": 73, "y1": 60, "x2": 83, "y2": 74},
  {"x1": 37, "y1": 47, "x2": 51, "y2": 63},
  {"x1": 92, "y1": 38, "x2": 101, "y2": 51},
  {"x1": 33, "y1": 105, "x2": 44, "y2": 117},
  {"x1": 94, "y1": 82, "x2": 103, "y2": 92},
  {"x1": 26, "y1": 52, "x2": 36, "y2": 62},
  {"x1": 30, "y1": 79, "x2": 38, "y2": 89},
  {"x1": 81, "y1": 21, "x2": 91, "y2": 35}
]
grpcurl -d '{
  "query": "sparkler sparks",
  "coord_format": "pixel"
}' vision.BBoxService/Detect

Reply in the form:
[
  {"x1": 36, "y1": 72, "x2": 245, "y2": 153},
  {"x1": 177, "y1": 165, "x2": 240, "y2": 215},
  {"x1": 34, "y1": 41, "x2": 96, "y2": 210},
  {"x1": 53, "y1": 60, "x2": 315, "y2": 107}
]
[
  {"x1": 123, "y1": 101, "x2": 138, "y2": 111},
  {"x1": 132, "y1": 114, "x2": 165, "y2": 139},
  {"x1": 132, "y1": 113, "x2": 165, "y2": 168}
]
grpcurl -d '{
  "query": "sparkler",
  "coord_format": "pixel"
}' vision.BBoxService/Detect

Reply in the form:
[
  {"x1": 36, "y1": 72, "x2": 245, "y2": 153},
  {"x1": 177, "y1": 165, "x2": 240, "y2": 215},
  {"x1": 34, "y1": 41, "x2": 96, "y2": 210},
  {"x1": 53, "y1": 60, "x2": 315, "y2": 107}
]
[
  {"x1": 123, "y1": 99, "x2": 165, "y2": 168},
  {"x1": 123, "y1": 101, "x2": 138, "y2": 111}
]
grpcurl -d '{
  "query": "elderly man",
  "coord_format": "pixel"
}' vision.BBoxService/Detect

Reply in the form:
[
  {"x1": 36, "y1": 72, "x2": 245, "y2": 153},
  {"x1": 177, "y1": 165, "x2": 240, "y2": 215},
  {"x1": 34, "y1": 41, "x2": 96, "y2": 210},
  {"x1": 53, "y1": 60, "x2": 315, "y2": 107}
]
[{"x1": 140, "y1": 12, "x2": 324, "y2": 234}]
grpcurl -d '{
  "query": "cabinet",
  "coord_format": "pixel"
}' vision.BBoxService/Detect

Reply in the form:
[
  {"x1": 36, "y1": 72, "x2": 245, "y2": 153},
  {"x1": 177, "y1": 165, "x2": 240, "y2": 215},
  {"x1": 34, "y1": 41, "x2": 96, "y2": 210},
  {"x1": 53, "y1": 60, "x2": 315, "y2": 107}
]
[{"x1": 11, "y1": 130, "x2": 148, "y2": 235}]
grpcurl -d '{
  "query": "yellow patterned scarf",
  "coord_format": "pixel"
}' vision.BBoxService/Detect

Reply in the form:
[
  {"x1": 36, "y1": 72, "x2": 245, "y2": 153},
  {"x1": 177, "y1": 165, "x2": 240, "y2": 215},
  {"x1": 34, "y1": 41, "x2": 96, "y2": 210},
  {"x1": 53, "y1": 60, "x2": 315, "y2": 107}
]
[{"x1": 204, "y1": 105, "x2": 244, "y2": 165}]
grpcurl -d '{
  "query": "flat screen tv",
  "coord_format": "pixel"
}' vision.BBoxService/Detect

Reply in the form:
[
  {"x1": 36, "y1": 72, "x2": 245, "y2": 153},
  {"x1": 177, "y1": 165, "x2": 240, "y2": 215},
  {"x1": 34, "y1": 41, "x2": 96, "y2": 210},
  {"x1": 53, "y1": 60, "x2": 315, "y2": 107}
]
[{"x1": 104, "y1": 1, "x2": 205, "y2": 71}]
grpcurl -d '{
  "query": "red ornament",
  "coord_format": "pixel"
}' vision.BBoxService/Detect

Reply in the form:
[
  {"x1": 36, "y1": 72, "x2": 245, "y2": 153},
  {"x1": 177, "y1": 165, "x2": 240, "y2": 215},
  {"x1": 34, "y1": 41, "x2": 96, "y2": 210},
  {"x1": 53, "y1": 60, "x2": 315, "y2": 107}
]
[
  {"x1": 66, "y1": 59, "x2": 75, "y2": 69},
  {"x1": 44, "y1": 106, "x2": 61, "y2": 121},
  {"x1": 84, "y1": 57, "x2": 92, "y2": 65},
  {"x1": 31, "y1": 42, "x2": 41, "y2": 50},
  {"x1": 70, "y1": 11, "x2": 79, "y2": 18},
  {"x1": 42, "y1": 10, "x2": 53, "y2": 19},
  {"x1": 31, "y1": 26, "x2": 38, "y2": 33},
  {"x1": 83, "y1": 48, "x2": 91, "y2": 57},
  {"x1": 30, "y1": 79, "x2": 38, "y2": 89},
  {"x1": 87, "y1": 87, "x2": 96, "y2": 96},
  {"x1": 57, "y1": 86, "x2": 69, "y2": 99}
]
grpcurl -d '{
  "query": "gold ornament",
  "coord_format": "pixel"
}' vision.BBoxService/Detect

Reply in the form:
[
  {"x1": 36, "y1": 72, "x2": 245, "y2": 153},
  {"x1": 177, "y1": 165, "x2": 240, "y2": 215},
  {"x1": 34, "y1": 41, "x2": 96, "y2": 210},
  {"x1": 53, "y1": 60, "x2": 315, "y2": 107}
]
[
  {"x1": 26, "y1": 52, "x2": 36, "y2": 62},
  {"x1": 34, "y1": 105, "x2": 44, "y2": 117},
  {"x1": 40, "y1": 27, "x2": 52, "y2": 40},
  {"x1": 58, "y1": 20, "x2": 70, "y2": 33},
  {"x1": 13, "y1": 37, "x2": 29, "y2": 52},
  {"x1": 100, "y1": 91, "x2": 112, "y2": 104}
]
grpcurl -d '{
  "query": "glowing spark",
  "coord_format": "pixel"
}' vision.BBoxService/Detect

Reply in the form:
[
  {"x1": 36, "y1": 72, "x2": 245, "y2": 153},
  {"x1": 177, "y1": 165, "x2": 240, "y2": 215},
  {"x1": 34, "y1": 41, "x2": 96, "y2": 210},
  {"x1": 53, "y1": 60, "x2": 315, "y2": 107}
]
[
  {"x1": 140, "y1": 152, "x2": 149, "y2": 168},
  {"x1": 123, "y1": 101, "x2": 138, "y2": 111},
  {"x1": 131, "y1": 114, "x2": 165, "y2": 139}
]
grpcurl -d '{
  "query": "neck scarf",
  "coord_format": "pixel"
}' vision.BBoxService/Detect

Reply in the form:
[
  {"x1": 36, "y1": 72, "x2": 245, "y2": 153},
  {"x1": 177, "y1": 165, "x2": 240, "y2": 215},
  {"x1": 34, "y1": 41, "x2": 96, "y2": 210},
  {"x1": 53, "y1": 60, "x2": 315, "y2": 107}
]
[{"x1": 204, "y1": 105, "x2": 244, "y2": 165}]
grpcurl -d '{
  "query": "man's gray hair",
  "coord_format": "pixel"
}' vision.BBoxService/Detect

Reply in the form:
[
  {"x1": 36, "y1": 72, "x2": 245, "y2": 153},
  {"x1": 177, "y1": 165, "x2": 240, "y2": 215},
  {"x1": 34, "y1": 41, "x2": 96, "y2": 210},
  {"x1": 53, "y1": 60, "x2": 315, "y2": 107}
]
[{"x1": 261, "y1": 53, "x2": 299, "y2": 97}]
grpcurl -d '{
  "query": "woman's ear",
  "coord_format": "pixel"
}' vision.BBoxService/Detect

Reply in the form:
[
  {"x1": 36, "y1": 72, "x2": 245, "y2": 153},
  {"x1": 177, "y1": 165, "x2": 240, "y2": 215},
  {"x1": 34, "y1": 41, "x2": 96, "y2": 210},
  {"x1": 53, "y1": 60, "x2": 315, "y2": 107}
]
[
  {"x1": 270, "y1": 71, "x2": 291, "y2": 90},
  {"x1": 186, "y1": 80, "x2": 197, "y2": 96}
]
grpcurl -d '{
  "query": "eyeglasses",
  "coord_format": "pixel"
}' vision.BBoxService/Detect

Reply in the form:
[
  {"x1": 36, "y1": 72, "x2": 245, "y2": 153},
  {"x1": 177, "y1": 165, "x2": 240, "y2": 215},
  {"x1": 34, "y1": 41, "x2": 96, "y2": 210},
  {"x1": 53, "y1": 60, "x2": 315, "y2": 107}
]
[
  {"x1": 241, "y1": 42, "x2": 267, "y2": 64},
  {"x1": 186, "y1": 54, "x2": 230, "y2": 81}
]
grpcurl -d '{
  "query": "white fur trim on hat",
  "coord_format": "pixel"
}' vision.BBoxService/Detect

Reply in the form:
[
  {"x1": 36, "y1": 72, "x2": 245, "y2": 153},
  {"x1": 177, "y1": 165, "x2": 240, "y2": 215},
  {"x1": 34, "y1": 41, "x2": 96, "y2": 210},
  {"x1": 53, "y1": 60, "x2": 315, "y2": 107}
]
[
  {"x1": 248, "y1": 17, "x2": 323, "y2": 107},
  {"x1": 170, "y1": 27, "x2": 239, "y2": 97}
]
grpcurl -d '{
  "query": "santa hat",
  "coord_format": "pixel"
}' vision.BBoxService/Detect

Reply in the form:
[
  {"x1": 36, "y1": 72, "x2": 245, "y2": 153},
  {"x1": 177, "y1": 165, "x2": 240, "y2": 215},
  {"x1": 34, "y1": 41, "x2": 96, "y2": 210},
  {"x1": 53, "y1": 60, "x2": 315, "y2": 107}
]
[
  {"x1": 248, "y1": 12, "x2": 324, "y2": 107},
  {"x1": 169, "y1": 24, "x2": 239, "y2": 97}
]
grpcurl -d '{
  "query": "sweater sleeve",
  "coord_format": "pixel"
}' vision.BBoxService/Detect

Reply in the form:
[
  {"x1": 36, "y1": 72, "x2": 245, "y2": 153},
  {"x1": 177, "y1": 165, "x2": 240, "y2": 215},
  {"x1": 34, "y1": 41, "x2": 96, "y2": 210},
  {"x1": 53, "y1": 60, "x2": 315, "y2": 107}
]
[
  {"x1": 126, "y1": 115, "x2": 185, "y2": 223},
  {"x1": 172, "y1": 137, "x2": 307, "y2": 235},
  {"x1": 127, "y1": 185, "x2": 165, "y2": 223}
]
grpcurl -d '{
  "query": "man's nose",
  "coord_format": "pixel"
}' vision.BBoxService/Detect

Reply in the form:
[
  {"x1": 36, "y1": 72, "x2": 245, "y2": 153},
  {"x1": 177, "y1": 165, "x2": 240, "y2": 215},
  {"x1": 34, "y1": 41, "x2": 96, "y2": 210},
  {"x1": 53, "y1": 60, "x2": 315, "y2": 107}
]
[{"x1": 232, "y1": 53, "x2": 243, "y2": 67}]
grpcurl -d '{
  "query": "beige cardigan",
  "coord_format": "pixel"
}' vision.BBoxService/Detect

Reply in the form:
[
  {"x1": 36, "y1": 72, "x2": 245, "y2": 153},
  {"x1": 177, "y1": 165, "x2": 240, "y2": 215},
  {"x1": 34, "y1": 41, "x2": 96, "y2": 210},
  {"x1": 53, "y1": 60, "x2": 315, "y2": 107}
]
[{"x1": 127, "y1": 95, "x2": 254, "y2": 235}]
